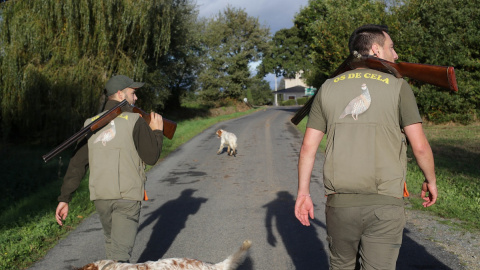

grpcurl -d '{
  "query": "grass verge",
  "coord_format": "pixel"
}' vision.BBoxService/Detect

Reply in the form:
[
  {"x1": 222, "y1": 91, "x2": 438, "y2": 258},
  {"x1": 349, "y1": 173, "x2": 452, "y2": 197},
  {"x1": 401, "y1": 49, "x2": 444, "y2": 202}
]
[
  {"x1": 0, "y1": 107, "x2": 260, "y2": 270},
  {"x1": 405, "y1": 124, "x2": 480, "y2": 231}
]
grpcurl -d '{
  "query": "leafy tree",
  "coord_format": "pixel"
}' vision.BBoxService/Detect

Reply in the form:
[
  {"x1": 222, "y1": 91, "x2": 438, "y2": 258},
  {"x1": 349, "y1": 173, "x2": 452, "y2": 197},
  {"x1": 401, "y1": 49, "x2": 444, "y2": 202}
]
[
  {"x1": 197, "y1": 6, "x2": 270, "y2": 104},
  {"x1": 390, "y1": 0, "x2": 480, "y2": 123},
  {"x1": 278, "y1": 77, "x2": 285, "y2": 90},
  {"x1": 249, "y1": 78, "x2": 273, "y2": 105},
  {"x1": 151, "y1": 0, "x2": 204, "y2": 112},
  {"x1": 0, "y1": 0, "x2": 197, "y2": 144},
  {"x1": 293, "y1": 0, "x2": 388, "y2": 88},
  {"x1": 284, "y1": 0, "x2": 478, "y2": 123},
  {"x1": 259, "y1": 27, "x2": 311, "y2": 79}
]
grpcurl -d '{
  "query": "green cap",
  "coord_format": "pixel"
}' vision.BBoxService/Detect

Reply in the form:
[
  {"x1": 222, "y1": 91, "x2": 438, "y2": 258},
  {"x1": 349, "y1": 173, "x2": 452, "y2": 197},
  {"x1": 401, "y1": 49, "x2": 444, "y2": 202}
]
[{"x1": 105, "y1": 75, "x2": 145, "y2": 96}]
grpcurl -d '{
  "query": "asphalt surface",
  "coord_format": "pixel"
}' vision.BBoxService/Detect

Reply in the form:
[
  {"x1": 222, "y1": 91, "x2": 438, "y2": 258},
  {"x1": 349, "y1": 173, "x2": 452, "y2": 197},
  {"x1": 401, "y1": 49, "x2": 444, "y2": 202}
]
[{"x1": 30, "y1": 106, "x2": 463, "y2": 270}]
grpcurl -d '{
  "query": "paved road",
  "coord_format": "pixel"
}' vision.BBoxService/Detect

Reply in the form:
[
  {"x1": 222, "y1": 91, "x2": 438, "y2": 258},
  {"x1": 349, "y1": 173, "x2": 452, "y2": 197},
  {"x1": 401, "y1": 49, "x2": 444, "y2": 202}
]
[{"x1": 30, "y1": 106, "x2": 463, "y2": 270}]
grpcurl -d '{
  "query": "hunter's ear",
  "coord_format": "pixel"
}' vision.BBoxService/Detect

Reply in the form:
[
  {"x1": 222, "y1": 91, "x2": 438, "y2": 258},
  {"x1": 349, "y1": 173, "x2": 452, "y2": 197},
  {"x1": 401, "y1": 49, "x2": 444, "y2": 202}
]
[
  {"x1": 116, "y1": 90, "x2": 125, "y2": 100},
  {"x1": 370, "y1": 43, "x2": 380, "y2": 56}
]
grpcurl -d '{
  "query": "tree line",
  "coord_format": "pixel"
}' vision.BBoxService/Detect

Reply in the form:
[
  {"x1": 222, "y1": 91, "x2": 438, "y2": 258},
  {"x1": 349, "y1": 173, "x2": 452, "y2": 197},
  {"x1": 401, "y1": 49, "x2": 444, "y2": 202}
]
[
  {"x1": 0, "y1": 0, "x2": 273, "y2": 145},
  {"x1": 1, "y1": 0, "x2": 478, "y2": 146},
  {"x1": 260, "y1": 0, "x2": 480, "y2": 124}
]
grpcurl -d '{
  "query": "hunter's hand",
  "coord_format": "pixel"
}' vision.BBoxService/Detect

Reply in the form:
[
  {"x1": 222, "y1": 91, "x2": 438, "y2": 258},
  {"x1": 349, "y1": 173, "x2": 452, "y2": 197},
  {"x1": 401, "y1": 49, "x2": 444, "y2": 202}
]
[
  {"x1": 295, "y1": 194, "x2": 314, "y2": 226},
  {"x1": 149, "y1": 112, "x2": 163, "y2": 131},
  {"x1": 56, "y1": 202, "x2": 69, "y2": 226},
  {"x1": 421, "y1": 181, "x2": 438, "y2": 207}
]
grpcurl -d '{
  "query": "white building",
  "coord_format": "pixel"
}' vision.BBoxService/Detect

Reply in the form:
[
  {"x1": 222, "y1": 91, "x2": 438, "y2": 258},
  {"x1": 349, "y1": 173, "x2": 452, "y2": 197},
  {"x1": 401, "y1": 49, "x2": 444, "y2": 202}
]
[
  {"x1": 284, "y1": 71, "x2": 307, "y2": 89},
  {"x1": 273, "y1": 71, "x2": 312, "y2": 106}
]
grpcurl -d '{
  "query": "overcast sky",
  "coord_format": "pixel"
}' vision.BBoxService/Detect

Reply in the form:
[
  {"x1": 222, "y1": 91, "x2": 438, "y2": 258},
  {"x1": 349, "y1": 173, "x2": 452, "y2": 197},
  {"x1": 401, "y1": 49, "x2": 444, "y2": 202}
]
[
  {"x1": 195, "y1": 0, "x2": 310, "y2": 89},
  {"x1": 195, "y1": 0, "x2": 309, "y2": 34}
]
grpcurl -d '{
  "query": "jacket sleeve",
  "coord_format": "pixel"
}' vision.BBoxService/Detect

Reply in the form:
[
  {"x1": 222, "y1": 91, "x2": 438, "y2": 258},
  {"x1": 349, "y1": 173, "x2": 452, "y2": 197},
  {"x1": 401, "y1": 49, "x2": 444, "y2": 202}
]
[
  {"x1": 58, "y1": 140, "x2": 89, "y2": 202},
  {"x1": 133, "y1": 117, "x2": 164, "y2": 165}
]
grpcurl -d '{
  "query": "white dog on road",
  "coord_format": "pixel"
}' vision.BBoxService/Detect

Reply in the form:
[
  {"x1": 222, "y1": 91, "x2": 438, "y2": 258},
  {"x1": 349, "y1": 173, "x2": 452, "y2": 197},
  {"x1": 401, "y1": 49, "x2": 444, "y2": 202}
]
[{"x1": 216, "y1": 129, "x2": 237, "y2": 157}]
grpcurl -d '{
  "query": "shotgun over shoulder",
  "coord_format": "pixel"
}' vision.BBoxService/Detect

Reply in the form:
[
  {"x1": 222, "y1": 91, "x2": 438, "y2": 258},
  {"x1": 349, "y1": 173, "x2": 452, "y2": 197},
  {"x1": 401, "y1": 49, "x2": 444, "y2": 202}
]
[
  {"x1": 42, "y1": 100, "x2": 177, "y2": 162},
  {"x1": 290, "y1": 55, "x2": 458, "y2": 125}
]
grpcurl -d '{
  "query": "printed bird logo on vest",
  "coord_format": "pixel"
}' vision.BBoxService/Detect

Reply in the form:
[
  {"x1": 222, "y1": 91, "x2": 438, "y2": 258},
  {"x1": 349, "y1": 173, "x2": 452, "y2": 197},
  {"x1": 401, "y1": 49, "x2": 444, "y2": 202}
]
[
  {"x1": 339, "y1": 83, "x2": 371, "y2": 120},
  {"x1": 94, "y1": 120, "x2": 116, "y2": 146}
]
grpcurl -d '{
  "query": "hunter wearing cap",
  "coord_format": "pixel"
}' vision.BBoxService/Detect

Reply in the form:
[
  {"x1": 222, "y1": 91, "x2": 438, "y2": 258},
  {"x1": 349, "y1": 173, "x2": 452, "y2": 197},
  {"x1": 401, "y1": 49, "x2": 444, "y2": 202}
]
[{"x1": 55, "y1": 75, "x2": 164, "y2": 262}]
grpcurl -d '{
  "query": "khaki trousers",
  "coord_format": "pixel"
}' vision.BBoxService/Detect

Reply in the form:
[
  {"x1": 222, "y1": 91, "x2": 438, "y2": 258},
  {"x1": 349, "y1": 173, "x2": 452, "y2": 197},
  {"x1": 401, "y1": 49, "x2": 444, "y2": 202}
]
[
  {"x1": 326, "y1": 204, "x2": 406, "y2": 270},
  {"x1": 94, "y1": 199, "x2": 141, "y2": 262}
]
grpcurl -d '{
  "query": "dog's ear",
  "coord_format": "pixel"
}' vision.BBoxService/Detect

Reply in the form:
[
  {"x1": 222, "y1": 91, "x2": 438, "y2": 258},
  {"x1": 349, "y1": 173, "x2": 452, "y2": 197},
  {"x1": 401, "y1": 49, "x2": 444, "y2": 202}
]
[{"x1": 75, "y1": 263, "x2": 99, "y2": 270}]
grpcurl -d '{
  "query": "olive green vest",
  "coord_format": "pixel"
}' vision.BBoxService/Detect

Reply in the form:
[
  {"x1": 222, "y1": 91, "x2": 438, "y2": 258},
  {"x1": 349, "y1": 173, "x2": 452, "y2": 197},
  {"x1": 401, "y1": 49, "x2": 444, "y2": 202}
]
[
  {"x1": 321, "y1": 69, "x2": 407, "y2": 198},
  {"x1": 86, "y1": 112, "x2": 146, "y2": 201}
]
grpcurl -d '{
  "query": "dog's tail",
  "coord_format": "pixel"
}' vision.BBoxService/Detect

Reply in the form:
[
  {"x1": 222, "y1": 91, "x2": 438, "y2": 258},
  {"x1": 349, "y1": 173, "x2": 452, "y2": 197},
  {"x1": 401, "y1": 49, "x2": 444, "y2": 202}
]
[{"x1": 215, "y1": 240, "x2": 251, "y2": 270}]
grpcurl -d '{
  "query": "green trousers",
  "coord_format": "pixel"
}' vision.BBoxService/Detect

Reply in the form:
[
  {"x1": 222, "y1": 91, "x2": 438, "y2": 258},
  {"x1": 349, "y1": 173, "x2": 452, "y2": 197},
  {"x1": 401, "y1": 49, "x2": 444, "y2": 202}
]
[
  {"x1": 326, "y1": 204, "x2": 406, "y2": 270},
  {"x1": 94, "y1": 199, "x2": 141, "y2": 262}
]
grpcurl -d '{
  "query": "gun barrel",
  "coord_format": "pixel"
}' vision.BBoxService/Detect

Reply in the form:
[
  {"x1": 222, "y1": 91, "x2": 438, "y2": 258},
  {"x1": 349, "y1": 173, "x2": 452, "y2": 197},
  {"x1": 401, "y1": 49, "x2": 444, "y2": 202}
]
[
  {"x1": 42, "y1": 128, "x2": 90, "y2": 162},
  {"x1": 42, "y1": 100, "x2": 128, "y2": 163}
]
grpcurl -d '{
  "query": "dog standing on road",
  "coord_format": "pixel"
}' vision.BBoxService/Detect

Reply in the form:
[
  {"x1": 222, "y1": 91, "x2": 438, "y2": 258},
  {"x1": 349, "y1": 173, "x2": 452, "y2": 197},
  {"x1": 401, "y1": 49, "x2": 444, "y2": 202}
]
[{"x1": 216, "y1": 129, "x2": 237, "y2": 157}]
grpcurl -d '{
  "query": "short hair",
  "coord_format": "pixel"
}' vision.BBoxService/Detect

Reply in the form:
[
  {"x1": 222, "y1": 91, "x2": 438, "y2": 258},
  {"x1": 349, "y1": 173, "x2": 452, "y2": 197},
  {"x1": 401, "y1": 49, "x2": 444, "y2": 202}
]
[{"x1": 348, "y1": 24, "x2": 389, "y2": 56}]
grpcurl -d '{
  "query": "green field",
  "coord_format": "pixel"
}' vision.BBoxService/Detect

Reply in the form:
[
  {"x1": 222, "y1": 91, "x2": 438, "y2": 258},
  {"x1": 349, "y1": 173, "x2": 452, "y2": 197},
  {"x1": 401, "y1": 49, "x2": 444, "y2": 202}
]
[{"x1": 406, "y1": 124, "x2": 480, "y2": 231}]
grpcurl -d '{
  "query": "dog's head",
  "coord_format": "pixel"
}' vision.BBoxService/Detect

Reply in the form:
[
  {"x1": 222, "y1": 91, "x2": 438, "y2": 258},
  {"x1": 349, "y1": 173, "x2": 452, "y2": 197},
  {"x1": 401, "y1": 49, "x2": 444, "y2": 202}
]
[{"x1": 216, "y1": 129, "x2": 223, "y2": 138}]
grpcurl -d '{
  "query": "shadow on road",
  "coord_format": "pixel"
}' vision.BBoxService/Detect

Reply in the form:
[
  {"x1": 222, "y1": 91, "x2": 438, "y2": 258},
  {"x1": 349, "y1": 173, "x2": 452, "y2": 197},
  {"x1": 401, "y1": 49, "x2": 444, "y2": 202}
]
[
  {"x1": 136, "y1": 189, "x2": 208, "y2": 262},
  {"x1": 263, "y1": 191, "x2": 329, "y2": 269},
  {"x1": 397, "y1": 228, "x2": 456, "y2": 270},
  {"x1": 260, "y1": 191, "x2": 457, "y2": 269},
  {"x1": 274, "y1": 106, "x2": 302, "y2": 114}
]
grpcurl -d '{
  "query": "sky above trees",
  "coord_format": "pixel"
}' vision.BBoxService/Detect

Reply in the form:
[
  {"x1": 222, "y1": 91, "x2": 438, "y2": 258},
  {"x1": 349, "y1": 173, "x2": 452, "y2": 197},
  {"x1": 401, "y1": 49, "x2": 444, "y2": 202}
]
[
  {"x1": 195, "y1": 0, "x2": 309, "y2": 88},
  {"x1": 196, "y1": 0, "x2": 309, "y2": 33}
]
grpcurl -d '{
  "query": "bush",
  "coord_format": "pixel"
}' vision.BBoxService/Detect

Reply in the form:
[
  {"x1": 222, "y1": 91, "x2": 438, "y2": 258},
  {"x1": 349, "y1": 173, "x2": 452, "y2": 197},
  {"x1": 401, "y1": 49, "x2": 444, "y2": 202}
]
[
  {"x1": 296, "y1": 97, "x2": 310, "y2": 105},
  {"x1": 281, "y1": 99, "x2": 297, "y2": 106},
  {"x1": 280, "y1": 97, "x2": 310, "y2": 106}
]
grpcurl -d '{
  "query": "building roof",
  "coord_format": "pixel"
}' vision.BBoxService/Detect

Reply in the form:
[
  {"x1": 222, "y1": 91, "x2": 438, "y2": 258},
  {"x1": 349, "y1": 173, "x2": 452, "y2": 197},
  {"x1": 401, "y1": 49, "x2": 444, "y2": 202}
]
[{"x1": 272, "y1": 85, "x2": 305, "y2": 94}]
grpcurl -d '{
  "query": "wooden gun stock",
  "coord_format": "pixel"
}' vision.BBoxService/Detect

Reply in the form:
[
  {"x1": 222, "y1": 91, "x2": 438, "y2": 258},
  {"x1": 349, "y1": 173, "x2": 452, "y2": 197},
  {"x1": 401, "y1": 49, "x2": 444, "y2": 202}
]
[
  {"x1": 42, "y1": 100, "x2": 177, "y2": 162},
  {"x1": 346, "y1": 55, "x2": 458, "y2": 92},
  {"x1": 131, "y1": 106, "x2": 177, "y2": 140},
  {"x1": 291, "y1": 55, "x2": 458, "y2": 125}
]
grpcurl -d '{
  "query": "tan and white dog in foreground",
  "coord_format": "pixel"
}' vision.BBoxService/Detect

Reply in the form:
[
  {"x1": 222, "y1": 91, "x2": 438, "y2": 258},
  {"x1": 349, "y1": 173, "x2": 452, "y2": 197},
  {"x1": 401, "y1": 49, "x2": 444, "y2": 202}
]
[
  {"x1": 216, "y1": 129, "x2": 237, "y2": 157},
  {"x1": 76, "y1": 240, "x2": 251, "y2": 270}
]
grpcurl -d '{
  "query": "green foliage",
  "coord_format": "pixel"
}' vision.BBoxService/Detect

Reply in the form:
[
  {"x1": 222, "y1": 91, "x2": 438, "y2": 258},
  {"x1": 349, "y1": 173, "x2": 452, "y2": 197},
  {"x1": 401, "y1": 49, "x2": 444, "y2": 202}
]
[
  {"x1": 296, "y1": 116, "x2": 327, "y2": 152},
  {"x1": 296, "y1": 97, "x2": 310, "y2": 105},
  {"x1": 390, "y1": 0, "x2": 480, "y2": 123},
  {"x1": 259, "y1": 27, "x2": 312, "y2": 78},
  {"x1": 278, "y1": 77, "x2": 286, "y2": 90},
  {"x1": 0, "y1": 0, "x2": 198, "y2": 144},
  {"x1": 294, "y1": 0, "x2": 388, "y2": 87},
  {"x1": 0, "y1": 144, "x2": 71, "y2": 215},
  {"x1": 197, "y1": 6, "x2": 270, "y2": 103},
  {"x1": 282, "y1": 0, "x2": 479, "y2": 123},
  {"x1": 249, "y1": 78, "x2": 273, "y2": 105},
  {"x1": 405, "y1": 124, "x2": 480, "y2": 231},
  {"x1": 0, "y1": 176, "x2": 94, "y2": 270},
  {"x1": 281, "y1": 99, "x2": 297, "y2": 106},
  {"x1": 156, "y1": 0, "x2": 204, "y2": 111}
]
